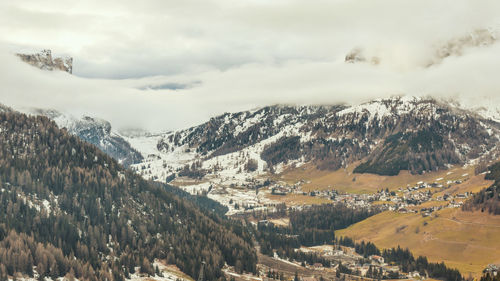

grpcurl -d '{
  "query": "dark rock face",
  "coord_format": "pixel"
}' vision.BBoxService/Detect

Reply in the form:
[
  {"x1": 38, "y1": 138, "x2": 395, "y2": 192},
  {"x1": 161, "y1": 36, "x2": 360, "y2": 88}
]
[
  {"x1": 17, "y1": 49, "x2": 73, "y2": 73},
  {"x1": 345, "y1": 48, "x2": 380, "y2": 65}
]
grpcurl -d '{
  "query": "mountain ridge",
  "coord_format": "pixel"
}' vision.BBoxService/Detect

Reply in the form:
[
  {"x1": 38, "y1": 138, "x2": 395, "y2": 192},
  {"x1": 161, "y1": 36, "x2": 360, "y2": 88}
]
[
  {"x1": 129, "y1": 96, "x2": 500, "y2": 184},
  {"x1": 16, "y1": 49, "x2": 73, "y2": 74},
  {"x1": 24, "y1": 108, "x2": 144, "y2": 167}
]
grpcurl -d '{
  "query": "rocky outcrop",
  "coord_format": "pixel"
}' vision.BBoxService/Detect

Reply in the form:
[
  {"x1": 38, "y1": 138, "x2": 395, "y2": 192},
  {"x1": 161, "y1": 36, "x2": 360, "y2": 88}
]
[
  {"x1": 17, "y1": 49, "x2": 73, "y2": 73},
  {"x1": 345, "y1": 48, "x2": 380, "y2": 65}
]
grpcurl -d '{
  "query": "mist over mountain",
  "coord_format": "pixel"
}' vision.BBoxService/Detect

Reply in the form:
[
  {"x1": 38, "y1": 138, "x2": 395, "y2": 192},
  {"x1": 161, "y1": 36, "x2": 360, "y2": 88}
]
[{"x1": 1, "y1": 1, "x2": 500, "y2": 132}]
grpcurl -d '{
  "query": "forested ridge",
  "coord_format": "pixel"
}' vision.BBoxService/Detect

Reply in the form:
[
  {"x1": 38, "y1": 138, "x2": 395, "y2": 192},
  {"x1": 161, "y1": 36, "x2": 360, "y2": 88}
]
[
  {"x1": 152, "y1": 98, "x2": 500, "y2": 179},
  {"x1": 289, "y1": 204, "x2": 379, "y2": 236},
  {"x1": 255, "y1": 204, "x2": 380, "y2": 264},
  {"x1": 353, "y1": 129, "x2": 459, "y2": 176},
  {"x1": 463, "y1": 161, "x2": 500, "y2": 214},
  {"x1": 252, "y1": 204, "x2": 462, "y2": 280},
  {"x1": 382, "y1": 247, "x2": 463, "y2": 281},
  {"x1": 0, "y1": 111, "x2": 256, "y2": 280},
  {"x1": 335, "y1": 238, "x2": 463, "y2": 280}
]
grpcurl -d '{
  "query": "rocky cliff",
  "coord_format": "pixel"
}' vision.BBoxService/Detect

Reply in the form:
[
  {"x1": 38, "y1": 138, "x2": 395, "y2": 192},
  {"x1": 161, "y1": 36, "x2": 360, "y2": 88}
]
[
  {"x1": 17, "y1": 49, "x2": 73, "y2": 73},
  {"x1": 127, "y1": 96, "x2": 500, "y2": 183}
]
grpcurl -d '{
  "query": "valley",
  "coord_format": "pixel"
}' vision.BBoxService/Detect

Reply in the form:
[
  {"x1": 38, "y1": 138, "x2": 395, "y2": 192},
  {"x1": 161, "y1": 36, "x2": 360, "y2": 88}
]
[
  {"x1": 2, "y1": 96, "x2": 500, "y2": 280},
  {"x1": 3, "y1": 2, "x2": 500, "y2": 280}
]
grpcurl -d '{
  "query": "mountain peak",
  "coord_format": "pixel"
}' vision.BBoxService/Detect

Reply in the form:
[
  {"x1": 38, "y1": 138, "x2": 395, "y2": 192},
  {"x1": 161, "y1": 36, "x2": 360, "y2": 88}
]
[{"x1": 17, "y1": 49, "x2": 73, "y2": 74}]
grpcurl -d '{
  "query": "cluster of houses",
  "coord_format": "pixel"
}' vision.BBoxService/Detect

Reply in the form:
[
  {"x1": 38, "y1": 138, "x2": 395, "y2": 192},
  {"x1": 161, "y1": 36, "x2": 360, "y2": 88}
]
[
  {"x1": 255, "y1": 241, "x2": 437, "y2": 281},
  {"x1": 269, "y1": 179, "x2": 312, "y2": 195},
  {"x1": 297, "y1": 245, "x2": 429, "y2": 280},
  {"x1": 258, "y1": 261, "x2": 497, "y2": 281},
  {"x1": 294, "y1": 176, "x2": 462, "y2": 208}
]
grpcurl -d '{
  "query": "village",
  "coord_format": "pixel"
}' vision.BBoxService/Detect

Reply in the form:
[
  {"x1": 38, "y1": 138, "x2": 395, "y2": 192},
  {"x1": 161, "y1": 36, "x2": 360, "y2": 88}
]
[{"x1": 264, "y1": 174, "x2": 472, "y2": 215}]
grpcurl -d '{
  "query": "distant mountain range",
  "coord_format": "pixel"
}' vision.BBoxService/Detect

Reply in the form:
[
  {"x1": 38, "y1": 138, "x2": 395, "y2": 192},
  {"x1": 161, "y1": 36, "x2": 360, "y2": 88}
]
[
  {"x1": 16, "y1": 96, "x2": 499, "y2": 189},
  {"x1": 3, "y1": 52, "x2": 500, "y2": 279},
  {"x1": 124, "y1": 97, "x2": 500, "y2": 187},
  {"x1": 345, "y1": 27, "x2": 499, "y2": 67},
  {"x1": 12, "y1": 49, "x2": 500, "y2": 184}
]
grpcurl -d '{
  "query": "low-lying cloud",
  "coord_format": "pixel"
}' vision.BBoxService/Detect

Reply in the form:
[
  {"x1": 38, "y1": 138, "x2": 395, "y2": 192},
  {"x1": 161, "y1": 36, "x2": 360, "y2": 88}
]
[{"x1": 0, "y1": 0, "x2": 499, "y2": 131}]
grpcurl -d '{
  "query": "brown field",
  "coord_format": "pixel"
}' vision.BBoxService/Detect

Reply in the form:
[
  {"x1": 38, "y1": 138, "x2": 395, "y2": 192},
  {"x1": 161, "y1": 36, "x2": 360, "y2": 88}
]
[
  {"x1": 269, "y1": 218, "x2": 290, "y2": 227},
  {"x1": 336, "y1": 209, "x2": 500, "y2": 278},
  {"x1": 407, "y1": 200, "x2": 448, "y2": 210},
  {"x1": 277, "y1": 162, "x2": 476, "y2": 194},
  {"x1": 170, "y1": 177, "x2": 207, "y2": 187},
  {"x1": 257, "y1": 251, "x2": 339, "y2": 280}
]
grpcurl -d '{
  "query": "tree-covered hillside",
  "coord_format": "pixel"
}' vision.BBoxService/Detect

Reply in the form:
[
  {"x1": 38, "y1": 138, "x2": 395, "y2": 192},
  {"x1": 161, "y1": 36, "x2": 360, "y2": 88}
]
[
  {"x1": 353, "y1": 129, "x2": 458, "y2": 176},
  {"x1": 0, "y1": 111, "x2": 256, "y2": 280},
  {"x1": 463, "y1": 161, "x2": 500, "y2": 214}
]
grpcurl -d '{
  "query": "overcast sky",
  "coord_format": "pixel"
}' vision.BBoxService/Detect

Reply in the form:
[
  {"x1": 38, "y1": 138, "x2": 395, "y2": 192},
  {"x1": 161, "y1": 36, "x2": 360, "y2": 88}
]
[{"x1": 1, "y1": 0, "x2": 500, "y2": 132}]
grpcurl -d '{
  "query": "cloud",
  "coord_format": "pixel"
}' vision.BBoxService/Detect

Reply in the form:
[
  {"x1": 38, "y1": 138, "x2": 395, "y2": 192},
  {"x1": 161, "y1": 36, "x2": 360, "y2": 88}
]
[
  {"x1": 2, "y1": 0, "x2": 500, "y2": 78},
  {"x1": 0, "y1": 0, "x2": 499, "y2": 131}
]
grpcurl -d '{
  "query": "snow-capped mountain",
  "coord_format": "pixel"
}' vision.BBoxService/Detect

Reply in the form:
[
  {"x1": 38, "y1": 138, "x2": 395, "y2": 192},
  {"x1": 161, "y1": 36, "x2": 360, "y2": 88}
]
[
  {"x1": 127, "y1": 96, "x2": 500, "y2": 186},
  {"x1": 27, "y1": 108, "x2": 143, "y2": 167},
  {"x1": 0, "y1": 104, "x2": 12, "y2": 113}
]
